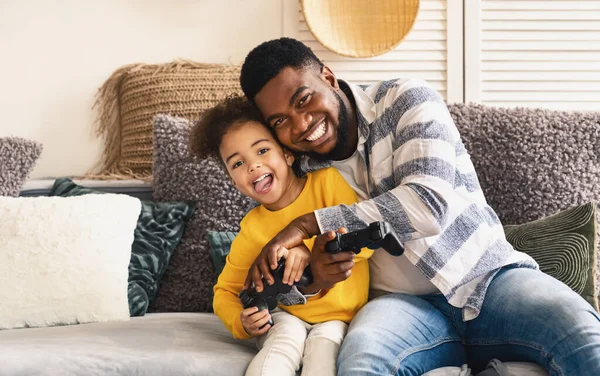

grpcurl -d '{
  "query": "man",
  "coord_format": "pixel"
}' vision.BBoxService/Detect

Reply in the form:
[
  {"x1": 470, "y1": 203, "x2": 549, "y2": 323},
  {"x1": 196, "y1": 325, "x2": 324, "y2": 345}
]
[{"x1": 239, "y1": 37, "x2": 600, "y2": 375}]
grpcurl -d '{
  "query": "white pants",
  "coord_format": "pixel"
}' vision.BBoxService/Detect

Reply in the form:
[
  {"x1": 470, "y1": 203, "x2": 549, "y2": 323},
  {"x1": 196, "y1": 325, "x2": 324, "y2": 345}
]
[{"x1": 245, "y1": 310, "x2": 347, "y2": 376}]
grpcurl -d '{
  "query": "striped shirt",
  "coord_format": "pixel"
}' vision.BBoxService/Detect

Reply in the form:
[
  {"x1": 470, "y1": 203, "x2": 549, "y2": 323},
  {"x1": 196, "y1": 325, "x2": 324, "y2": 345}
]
[{"x1": 303, "y1": 78, "x2": 538, "y2": 321}]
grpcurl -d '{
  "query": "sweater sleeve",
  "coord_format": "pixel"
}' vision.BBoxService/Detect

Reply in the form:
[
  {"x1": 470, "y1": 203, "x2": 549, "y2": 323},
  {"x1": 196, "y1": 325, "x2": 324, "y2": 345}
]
[
  {"x1": 213, "y1": 228, "x2": 257, "y2": 340},
  {"x1": 315, "y1": 79, "x2": 460, "y2": 244},
  {"x1": 319, "y1": 168, "x2": 374, "y2": 262}
]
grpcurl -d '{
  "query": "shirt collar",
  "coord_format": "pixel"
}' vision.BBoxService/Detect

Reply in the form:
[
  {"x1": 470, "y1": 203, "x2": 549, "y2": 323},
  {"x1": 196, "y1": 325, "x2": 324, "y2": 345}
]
[{"x1": 338, "y1": 79, "x2": 375, "y2": 146}]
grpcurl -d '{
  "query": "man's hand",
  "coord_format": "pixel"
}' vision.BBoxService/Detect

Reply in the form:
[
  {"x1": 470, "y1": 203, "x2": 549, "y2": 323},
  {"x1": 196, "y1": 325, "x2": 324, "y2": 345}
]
[
  {"x1": 244, "y1": 213, "x2": 319, "y2": 292},
  {"x1": 240, "y1": 307, "x2": 271, "y2": 337},
  {"x1": 300, "y1": 228, "x2": 355, "y2": 294}
]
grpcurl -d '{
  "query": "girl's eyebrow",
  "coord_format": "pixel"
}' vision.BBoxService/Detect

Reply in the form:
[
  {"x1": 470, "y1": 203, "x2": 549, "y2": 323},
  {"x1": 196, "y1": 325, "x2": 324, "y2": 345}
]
[
  {"x1": 251, "y1": 139, "x2": 269, "y2": 147},
  {"x1": 224, "y1": 139, "x2": 270, "y2": 164}
]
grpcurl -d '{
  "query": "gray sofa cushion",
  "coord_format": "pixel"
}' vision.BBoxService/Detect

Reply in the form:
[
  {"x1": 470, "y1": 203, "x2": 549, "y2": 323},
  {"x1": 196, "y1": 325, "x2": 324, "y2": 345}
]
[
  {"x1": 449, "y1": 103, "x2": 600, "y2": 224},
  {"x1": 0, "y1": 313, "x2": 256, "y2": 376},
  {"x1": 152, "y1": 114, "x2": 257, "y2": 313},
  {"x1": 0, "y1": 137, "x2": 42, "y2": 197},
  {"x1": 448, "y1": 103, "x2": 600, "y2": 298}
]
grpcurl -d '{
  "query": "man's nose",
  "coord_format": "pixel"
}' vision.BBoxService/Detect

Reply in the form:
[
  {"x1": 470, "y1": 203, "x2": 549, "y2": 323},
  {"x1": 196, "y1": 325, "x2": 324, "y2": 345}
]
[{"x1": 291, "y1": 112, "x2": 313, "y2": 136}]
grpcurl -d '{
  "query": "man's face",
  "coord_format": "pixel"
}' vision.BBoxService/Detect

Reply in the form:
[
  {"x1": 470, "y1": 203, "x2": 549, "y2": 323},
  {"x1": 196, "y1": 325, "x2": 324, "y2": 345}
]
[{"x1": 254, "y1": 66, "x2": 351, "y2": 161}]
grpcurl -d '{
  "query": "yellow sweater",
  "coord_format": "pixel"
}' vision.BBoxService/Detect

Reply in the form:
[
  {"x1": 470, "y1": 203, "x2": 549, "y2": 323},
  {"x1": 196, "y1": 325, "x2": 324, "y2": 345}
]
[{"x1": 213, "y1": 167, "x2": 373, "y2": 339}]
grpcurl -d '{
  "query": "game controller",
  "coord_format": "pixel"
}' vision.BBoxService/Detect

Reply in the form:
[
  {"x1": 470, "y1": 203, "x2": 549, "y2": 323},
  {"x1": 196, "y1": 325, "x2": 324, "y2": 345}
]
[
  {"x1": 325, "y1": 221, "x2": 404, "y2": 256},
  {"x1": 239, "y1": 258, "x2": 311, "y2": 328},
  {"x1": 239, "y1": 222, "x2": 403, "y2": 328}
]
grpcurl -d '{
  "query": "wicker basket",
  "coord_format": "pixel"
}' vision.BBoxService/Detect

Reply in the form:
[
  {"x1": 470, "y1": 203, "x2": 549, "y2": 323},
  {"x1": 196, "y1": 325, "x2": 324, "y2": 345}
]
[
  {"x1": 92, "y1": 61, "x2": 242, "y2": 179},
  {"x1": 301, "y1": 0, "x2": 420, "y2": 58}
]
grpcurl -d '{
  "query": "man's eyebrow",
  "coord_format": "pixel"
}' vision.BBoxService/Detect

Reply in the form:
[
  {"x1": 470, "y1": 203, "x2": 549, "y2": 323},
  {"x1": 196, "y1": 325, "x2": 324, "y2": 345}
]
[
  {"x1": 265, "y1": 86, "x2": 309, "y2": 125},
  {"x1": 224, "y1": 139, "x2": 269, "y2": 164},
  {"x1": 289, "y1": 86, "x2": 309, "y2": 106}
]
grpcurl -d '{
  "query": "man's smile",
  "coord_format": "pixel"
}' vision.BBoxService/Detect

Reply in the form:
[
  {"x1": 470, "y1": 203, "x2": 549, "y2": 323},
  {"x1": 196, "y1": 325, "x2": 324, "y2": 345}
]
[{"x1": 300, "y1": 118, "x2": 332, "y2": 150}]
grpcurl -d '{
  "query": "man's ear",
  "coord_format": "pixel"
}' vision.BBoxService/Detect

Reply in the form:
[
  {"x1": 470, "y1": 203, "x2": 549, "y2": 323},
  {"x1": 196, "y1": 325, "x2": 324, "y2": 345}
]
[
  {"x1": 283, "y1": 150, "x2": 295, "y2": 167},
  {"x1": 321, "y1": 65, "x2": 339, "y2": 89}
]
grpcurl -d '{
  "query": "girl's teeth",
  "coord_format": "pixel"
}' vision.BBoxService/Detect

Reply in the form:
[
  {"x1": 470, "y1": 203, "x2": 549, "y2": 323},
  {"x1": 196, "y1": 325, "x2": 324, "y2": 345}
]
[{"x1": 254, "y1": 173, "x2": 269, "y2": 183}]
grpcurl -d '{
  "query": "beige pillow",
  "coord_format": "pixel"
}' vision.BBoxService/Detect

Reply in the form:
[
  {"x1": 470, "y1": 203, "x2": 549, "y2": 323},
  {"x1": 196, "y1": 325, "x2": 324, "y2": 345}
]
[
  {"x1": 93, "y1": 61, "x2": 241, "y2": 178},
  {"x1": 0, "y1": 194, "x2": 141, "y2": 330}
]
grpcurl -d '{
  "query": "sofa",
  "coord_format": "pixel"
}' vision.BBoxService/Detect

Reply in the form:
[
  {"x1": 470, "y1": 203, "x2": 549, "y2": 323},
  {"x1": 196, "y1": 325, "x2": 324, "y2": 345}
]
[{"x1": 1, "y1": 102, "x2": 598, "y2": 376}]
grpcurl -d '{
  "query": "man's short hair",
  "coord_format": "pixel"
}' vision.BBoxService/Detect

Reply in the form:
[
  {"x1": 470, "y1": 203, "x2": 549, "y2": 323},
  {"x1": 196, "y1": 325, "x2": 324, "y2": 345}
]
[{"x1": 240, "y1": 37, "x2": 324, "y2": 102}]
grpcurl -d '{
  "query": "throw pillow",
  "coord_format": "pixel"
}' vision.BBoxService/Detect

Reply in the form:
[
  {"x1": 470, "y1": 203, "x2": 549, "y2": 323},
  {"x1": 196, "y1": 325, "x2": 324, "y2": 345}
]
[
  {"x1": 207, "y1": 231, "x2": 238, "y2": 276},
  {"x1": 0, "y1": 137, "x2": 42, "y2": 197},
  {"x1": 93, "y1": 61, "x2": 242, "y2": 178},
  {"x1": 49, "y1": 178, "x2": 195, "y2": 316},
  {"x1": 152, "y1": 114, "x2": 257, "y2": 313},
  {"x1": 504, "y1": 202, "x2": 598, "y2": 311},
  {"x1": 0, "y1": 194, "x2": 140, "y2": 329}
]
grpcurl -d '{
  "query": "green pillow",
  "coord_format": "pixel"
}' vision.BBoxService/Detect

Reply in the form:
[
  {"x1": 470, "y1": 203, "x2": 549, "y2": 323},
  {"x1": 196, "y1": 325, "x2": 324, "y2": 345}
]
[
  {"x1": 504, "y1": 202, "x2": 598, "y2": 311},
  {"x1": 207, "y1": 231, "x2": 238, "y2": 276},
  {"x1": 50, "y1": 178, "x2": 195, "y2": 316}
]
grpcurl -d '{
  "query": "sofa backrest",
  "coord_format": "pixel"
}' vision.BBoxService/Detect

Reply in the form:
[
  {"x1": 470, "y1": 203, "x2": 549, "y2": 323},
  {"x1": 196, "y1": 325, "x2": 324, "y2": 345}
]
[{"x1": 448, "y1": 103, "x2": 600, "y2": 226}]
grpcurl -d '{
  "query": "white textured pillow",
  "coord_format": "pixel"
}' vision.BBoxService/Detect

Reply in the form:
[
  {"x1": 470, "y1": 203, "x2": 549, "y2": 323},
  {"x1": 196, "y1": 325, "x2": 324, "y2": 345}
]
[{"x1": 0, "y1": 194, "x2": 141, "y2": 330}]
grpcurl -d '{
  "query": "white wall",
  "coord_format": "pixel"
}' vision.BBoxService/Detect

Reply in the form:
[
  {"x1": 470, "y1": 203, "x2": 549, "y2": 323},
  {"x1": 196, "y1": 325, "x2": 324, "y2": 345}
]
[{"x1": 0, "y1": 0, "x2": 284, "y2": 179}]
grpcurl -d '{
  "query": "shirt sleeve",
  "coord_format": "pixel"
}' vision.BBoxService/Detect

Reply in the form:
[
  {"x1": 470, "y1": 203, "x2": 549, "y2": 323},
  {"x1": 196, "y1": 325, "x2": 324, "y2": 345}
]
[
  {"x1": 213, "y1": 228, "x2": 256, "y2": 340},
  {"x1": 319, "y1": 168, "x2": 374, "y2": 262},
  {"x1": 315, "y1": 79, "x2": 459, "y2": 244}
]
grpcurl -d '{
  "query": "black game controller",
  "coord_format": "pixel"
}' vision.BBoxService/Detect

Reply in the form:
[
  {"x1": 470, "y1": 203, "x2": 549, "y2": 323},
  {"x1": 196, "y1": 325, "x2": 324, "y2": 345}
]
[
  {"x1": 239, "y1": 222, "x2": 403, "y2": 328},
  {"x1": 325, "y1": 221, "x2": 404, "y2": 256},
  {"x1": 239, "y1": 258, "x2": 312, "y2": 328}
]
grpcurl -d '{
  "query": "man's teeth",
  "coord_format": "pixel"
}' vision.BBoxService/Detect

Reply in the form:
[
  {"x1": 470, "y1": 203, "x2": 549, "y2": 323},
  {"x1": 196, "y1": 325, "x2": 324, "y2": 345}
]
[
  {"x1": 253, "y1": 173, "x2": 270, "y2": 183},
  {"x1": 306, "y1": 121, "x2": 326, "y2": 142}
]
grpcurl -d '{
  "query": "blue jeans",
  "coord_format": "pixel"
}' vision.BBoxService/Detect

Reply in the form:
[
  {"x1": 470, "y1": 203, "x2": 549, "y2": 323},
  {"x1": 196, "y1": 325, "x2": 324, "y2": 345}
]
[{"x1": 337, "y1": 267, "x2": 600, "y2": 375}]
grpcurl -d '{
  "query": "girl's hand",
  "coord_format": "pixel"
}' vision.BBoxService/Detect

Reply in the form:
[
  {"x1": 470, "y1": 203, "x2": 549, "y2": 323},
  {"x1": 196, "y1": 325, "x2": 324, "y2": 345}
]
[
  {"x1": 240, "y1": 306, "x2": 272, "y2": 337},
  {"x1": 244, "y1": 213, "x2": 319, "y2": 292},
  {"x1": 281, "y1": 243, "x2": 311, "y2": 285}
]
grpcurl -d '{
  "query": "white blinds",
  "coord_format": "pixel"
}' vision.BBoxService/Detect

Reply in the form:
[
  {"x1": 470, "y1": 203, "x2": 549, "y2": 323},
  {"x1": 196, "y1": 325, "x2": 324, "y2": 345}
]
[
  {"x1": 465, "y1": 0, "x2": 600, "y2": 111},
  {"x1": 284, "y1": 0, "x2": 464, "y2": 103}
]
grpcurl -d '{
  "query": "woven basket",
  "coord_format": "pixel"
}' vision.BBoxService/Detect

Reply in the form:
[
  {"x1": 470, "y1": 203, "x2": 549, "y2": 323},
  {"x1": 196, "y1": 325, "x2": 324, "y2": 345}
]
[
  {"x1": 92, "y1": 61, "x2": 242, "y2": 179},
  {"x1": 301, "y1": 0, "x2": 420, "y2": 58}
]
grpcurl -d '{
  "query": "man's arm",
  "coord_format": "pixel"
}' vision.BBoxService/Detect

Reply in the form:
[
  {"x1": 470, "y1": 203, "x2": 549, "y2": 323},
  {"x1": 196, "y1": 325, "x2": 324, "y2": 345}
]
[
  {"x1": 245, "y1": 167, "x2": 371, "y2": 293},
  {"x1": 316, "y1": 79, "x2": 460, "y2": 242},
  {"x1": 243, "y1": 213, "x2": 356, "y2": 294}
]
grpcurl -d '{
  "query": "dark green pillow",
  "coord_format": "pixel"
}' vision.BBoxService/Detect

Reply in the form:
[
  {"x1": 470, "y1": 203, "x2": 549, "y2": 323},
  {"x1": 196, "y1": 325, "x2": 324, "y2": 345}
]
[
  {"x1": 207, "y1": 231, "x2": 238, "y2": 276},
  {"x1": 504, "y1": 202, "x2": 598, "y2": 311},
  {"x1": 50, "y1": 178, "x2": 195, "y2": 316}
]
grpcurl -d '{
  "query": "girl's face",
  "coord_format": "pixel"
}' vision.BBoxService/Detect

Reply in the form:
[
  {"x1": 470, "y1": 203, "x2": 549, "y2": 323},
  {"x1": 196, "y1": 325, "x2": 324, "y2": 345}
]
[{"x1": 219, "y1": 121, "x2": 299, "y2": 211}]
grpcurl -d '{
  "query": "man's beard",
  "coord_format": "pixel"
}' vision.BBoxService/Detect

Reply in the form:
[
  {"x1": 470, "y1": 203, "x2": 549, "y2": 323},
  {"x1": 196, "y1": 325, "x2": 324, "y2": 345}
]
[{"x1": 305, "y1": 90, "x2": 350, "y2": 161}]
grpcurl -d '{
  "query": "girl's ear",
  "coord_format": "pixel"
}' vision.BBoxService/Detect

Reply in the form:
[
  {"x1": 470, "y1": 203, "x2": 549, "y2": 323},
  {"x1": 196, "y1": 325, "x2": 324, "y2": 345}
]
[{"x1": 283, "y1": 150, "x2": 295, "y2": 167}]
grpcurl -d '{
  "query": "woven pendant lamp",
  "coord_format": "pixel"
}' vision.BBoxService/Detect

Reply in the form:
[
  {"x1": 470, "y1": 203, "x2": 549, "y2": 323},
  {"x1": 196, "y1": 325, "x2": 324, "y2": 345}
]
[{"x1": 301, "y1": 0, "x2": 420, "y2": 58}]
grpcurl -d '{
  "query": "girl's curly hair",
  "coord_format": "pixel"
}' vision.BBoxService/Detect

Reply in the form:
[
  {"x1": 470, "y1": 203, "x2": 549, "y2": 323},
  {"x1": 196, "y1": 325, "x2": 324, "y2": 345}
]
[{"x1": 190, "y1": 94, "x2": 266, "y2": 162}]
